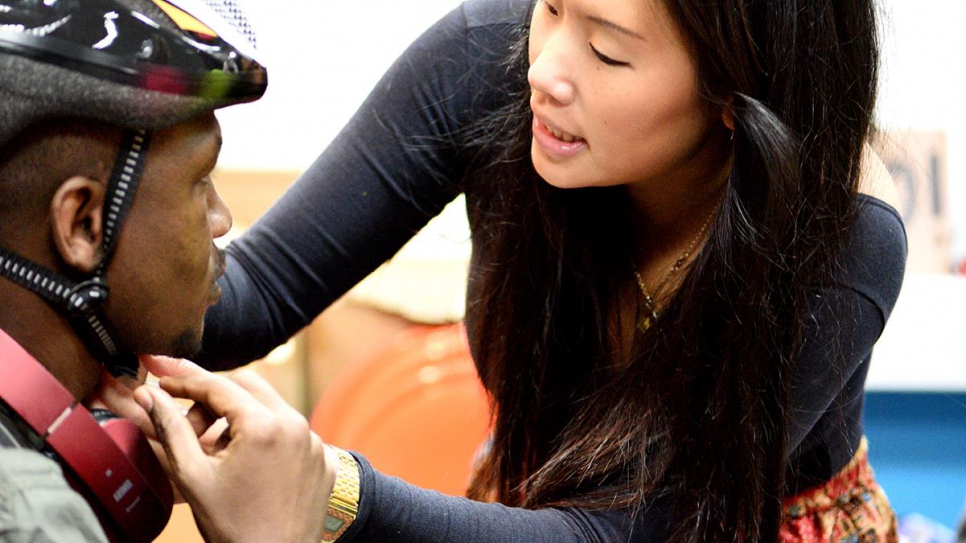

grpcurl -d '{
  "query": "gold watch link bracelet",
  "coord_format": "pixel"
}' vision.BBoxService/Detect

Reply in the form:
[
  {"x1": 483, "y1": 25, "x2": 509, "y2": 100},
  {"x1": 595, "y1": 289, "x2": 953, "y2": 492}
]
[{"x1": 321, "y1": 447, "x2": 360, "y2": 543}]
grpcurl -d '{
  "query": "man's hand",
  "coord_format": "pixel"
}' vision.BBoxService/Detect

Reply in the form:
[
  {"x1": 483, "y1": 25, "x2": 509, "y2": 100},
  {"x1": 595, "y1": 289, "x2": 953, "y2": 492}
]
[{"x1": 133, "y1": 361, "x2": 336, "y2": 543}]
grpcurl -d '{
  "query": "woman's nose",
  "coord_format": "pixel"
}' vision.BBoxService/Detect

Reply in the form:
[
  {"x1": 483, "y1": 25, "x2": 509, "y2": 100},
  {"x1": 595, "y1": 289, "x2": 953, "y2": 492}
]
[{"x1": 528, "y1": 37, "x2": 576, "y2": 105}]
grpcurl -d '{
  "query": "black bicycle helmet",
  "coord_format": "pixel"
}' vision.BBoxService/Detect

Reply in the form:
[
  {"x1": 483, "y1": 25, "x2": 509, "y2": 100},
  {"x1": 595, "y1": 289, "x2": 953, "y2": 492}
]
[{"x1": 0, "y1": 0, "x2": 267, "y2": 377}]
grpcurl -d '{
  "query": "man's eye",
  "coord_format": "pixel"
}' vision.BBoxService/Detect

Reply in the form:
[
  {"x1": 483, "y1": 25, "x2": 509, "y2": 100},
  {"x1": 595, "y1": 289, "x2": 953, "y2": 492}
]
[{"x1": 590, "y1": 44, "x2": 630, "y2": 67}]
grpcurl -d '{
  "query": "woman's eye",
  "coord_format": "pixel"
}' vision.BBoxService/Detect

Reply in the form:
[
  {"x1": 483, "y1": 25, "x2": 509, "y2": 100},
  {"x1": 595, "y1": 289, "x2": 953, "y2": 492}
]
[
  {"x1": 543, "y1": 0, "x2": 559, "y2": 16},
  {"x1": 590, "y1": 44, "x2": 630, "y2": 67}
]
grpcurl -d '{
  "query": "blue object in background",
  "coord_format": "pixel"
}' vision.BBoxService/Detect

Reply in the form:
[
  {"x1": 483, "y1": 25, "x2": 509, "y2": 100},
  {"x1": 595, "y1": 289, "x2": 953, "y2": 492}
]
[{"x1": 863, "y1": 391, "x2": 966, "y2": 530}]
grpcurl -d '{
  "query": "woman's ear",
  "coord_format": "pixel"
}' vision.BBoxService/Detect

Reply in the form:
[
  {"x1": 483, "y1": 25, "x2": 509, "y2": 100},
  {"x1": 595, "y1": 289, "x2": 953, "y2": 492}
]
[
  {"x1": 722, "y1": 102, "x2": 736, "y2": 131},
  {"x1": 50, "y1": 177, "x2": 106, "y2": 274}
]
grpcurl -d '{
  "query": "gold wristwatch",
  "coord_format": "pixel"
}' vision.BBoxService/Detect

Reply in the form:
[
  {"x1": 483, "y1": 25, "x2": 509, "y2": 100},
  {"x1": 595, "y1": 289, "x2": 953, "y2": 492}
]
[{"x1": 322, "y1": 447, "x2": 360, "y2": 543}]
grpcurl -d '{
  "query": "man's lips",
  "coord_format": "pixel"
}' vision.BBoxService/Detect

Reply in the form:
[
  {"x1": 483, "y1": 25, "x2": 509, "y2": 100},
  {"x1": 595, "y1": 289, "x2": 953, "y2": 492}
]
[
  {"x1": 209, "y1": 250, "x2": 226, "y2": 302},
  {"x1": 214, "y1": 249, "x2": 226, "y2": 280}
]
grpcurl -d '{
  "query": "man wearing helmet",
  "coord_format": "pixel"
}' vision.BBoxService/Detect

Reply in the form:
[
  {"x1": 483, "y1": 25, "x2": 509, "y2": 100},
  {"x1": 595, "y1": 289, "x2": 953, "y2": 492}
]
[{"x1": 0, "y1": 1, "x2": 328, "y2": 542}]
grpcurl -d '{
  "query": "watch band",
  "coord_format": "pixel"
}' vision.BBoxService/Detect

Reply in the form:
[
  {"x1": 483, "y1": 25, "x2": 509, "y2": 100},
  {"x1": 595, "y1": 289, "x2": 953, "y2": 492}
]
[{"x1": 322, "y1": 447, "x2": 360, "y2": 543}]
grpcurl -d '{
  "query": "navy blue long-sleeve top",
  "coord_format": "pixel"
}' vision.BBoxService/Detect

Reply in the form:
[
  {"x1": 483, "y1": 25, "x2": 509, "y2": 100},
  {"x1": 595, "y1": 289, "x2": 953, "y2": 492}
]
[{"x1": 199, "y1": 0, "x2": 908, "y2": 540}]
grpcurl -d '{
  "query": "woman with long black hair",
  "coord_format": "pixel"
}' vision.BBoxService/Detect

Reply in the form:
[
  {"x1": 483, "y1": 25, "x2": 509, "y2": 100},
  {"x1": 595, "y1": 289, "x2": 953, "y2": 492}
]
[{"x1": 129, "y1": 0, "x2": 907, "y2": 541}]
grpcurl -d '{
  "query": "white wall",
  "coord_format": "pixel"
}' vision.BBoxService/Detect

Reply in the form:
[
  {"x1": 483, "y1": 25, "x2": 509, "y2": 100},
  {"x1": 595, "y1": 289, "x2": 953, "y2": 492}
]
[
  {"x1": 876, "y1": 0, "x2": 966, "y2": 262},
  {"x1": 214, "y1": 0, "x2": 465, "y2": 172}
]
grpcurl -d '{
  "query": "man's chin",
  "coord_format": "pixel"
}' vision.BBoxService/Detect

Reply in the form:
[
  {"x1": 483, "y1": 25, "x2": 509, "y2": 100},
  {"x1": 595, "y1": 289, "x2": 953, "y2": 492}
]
[{"x1": 168, "y1": 327, "x2": 203, "y2": 361}]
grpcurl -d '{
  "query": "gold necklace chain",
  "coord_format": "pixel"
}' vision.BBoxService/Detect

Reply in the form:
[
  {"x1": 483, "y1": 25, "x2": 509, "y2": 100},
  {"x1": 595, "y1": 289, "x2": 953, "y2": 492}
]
[{"x1": 634, "y1": 210, "x2": 715, "y2": 322}]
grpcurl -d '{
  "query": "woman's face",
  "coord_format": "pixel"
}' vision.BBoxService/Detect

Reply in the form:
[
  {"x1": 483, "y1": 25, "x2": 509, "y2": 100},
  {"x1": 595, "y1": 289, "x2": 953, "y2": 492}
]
[{"x1": 528, "y1": 0, "x2": 728, "y2": 192}]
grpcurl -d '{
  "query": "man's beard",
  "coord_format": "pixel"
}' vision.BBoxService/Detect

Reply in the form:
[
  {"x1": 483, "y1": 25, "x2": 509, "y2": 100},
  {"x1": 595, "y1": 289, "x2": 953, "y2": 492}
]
[{"x1": 169, "y1": 327, "x2": 202, "y2": 360}]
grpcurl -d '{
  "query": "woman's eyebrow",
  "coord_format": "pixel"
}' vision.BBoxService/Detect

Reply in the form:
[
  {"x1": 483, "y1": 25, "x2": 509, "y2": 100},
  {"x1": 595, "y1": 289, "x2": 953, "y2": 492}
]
[{"x1": 586, "y1": 15, "x2": 646, "y2": 41}]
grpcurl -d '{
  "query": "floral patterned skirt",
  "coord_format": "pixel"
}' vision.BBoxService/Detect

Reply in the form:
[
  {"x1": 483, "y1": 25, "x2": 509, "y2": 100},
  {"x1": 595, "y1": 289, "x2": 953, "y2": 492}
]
[{"x1": 780, "y1": 438, "x2": 897, "y2": 543}]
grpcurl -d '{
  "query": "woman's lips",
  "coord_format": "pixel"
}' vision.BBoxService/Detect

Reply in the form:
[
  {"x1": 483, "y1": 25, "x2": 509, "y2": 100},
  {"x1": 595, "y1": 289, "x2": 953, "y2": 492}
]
[{"x1": 532, "y1": 116, "x2": 587, "y2": 158}]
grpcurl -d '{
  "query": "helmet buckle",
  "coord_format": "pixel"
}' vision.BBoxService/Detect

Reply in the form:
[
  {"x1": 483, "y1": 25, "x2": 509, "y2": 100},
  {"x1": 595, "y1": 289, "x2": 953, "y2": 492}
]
[{"x1": 66, "y1": 279, "x2": 110, "y2": 317}]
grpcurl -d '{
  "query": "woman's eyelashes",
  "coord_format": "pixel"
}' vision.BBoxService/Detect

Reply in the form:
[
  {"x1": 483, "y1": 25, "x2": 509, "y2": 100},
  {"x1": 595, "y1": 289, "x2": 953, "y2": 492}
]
[
  {"x1": 590, "y1": 43, "x2": 630, "y2": 67},
  {"x1": 539, "y1": 0, "x2": 630, "y2": 67}
]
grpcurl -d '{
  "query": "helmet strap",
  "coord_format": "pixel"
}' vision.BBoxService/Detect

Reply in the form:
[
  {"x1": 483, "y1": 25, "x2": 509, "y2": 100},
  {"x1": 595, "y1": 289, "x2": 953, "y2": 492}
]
[
  {"x1": 98, "y1": 129, "x2": 150, "y2": 272},
  {"x1": 0, "y1": 129, "x2": 151, "y2": 378}
]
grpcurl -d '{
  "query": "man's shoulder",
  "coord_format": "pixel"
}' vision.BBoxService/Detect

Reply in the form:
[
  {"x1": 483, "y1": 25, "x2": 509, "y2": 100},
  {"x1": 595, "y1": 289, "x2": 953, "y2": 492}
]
[
  {"x1": 0, "y1": 448, "x2": 109, "y2": 543},
  {"x1": 0, "y1": 446, "x2": 66, "y2": 487}
]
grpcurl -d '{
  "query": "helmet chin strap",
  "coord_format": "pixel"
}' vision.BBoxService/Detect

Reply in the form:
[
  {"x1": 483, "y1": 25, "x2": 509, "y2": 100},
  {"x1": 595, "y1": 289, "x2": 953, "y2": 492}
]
[{"x1": 0, "y1": 129, "x2": 150, "y2": 378}]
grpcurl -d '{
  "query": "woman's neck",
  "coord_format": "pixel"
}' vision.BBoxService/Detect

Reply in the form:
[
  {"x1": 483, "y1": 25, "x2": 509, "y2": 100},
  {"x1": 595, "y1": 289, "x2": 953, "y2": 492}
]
[{"x1": 627, "y1": 156, "x2": 729, "y2": 289}]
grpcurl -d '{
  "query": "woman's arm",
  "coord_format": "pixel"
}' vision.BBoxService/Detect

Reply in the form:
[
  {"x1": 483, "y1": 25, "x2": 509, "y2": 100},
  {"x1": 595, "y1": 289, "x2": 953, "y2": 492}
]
[
  {"x1": 134, "y1": 357, "x2": 666, "y2": 543},
  {"x1": 340, "y1": 457, "x2": 672, "y2": 543},
  {"x1": 198, "y1": 0, "x2": 532, "y2": 370}
]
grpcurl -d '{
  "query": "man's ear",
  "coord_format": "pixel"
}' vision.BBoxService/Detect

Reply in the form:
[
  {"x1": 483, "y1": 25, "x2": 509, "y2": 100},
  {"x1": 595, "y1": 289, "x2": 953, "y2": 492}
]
[{"x1": 50, "y1": 177, "x2": 106, "y2": 274}]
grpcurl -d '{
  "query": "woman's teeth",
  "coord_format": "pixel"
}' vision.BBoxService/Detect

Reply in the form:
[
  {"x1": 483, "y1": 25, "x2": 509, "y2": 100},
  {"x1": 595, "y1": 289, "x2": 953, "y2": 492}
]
[{"x1": 548, "y1": 124, "x2": 578, "y2": 143}]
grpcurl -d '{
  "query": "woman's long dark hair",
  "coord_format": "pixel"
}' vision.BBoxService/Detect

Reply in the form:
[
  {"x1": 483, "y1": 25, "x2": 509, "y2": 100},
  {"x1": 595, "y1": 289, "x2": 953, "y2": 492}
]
[{"x1": 461, "y1": 0, "x2": 879, "y2": 542}]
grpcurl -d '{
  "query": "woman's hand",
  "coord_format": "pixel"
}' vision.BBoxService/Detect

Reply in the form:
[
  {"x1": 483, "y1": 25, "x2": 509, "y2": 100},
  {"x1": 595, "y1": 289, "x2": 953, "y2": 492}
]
[
  {"x1": 90, "y1": 356, "x2": 229, "y2": 503},
  {"x1": 133, "y1": 360, "x2": 337, "y2": 543}
]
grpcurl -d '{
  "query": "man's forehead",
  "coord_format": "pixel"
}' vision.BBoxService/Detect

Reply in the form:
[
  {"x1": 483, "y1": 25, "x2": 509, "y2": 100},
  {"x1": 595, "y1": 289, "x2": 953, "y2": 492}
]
[
  {"x1": 156, "y1": 113, "x2": 221, "y2": 153},
  {"x1": 140, "y1": 113, "x2": 222, "y2": 186}
]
